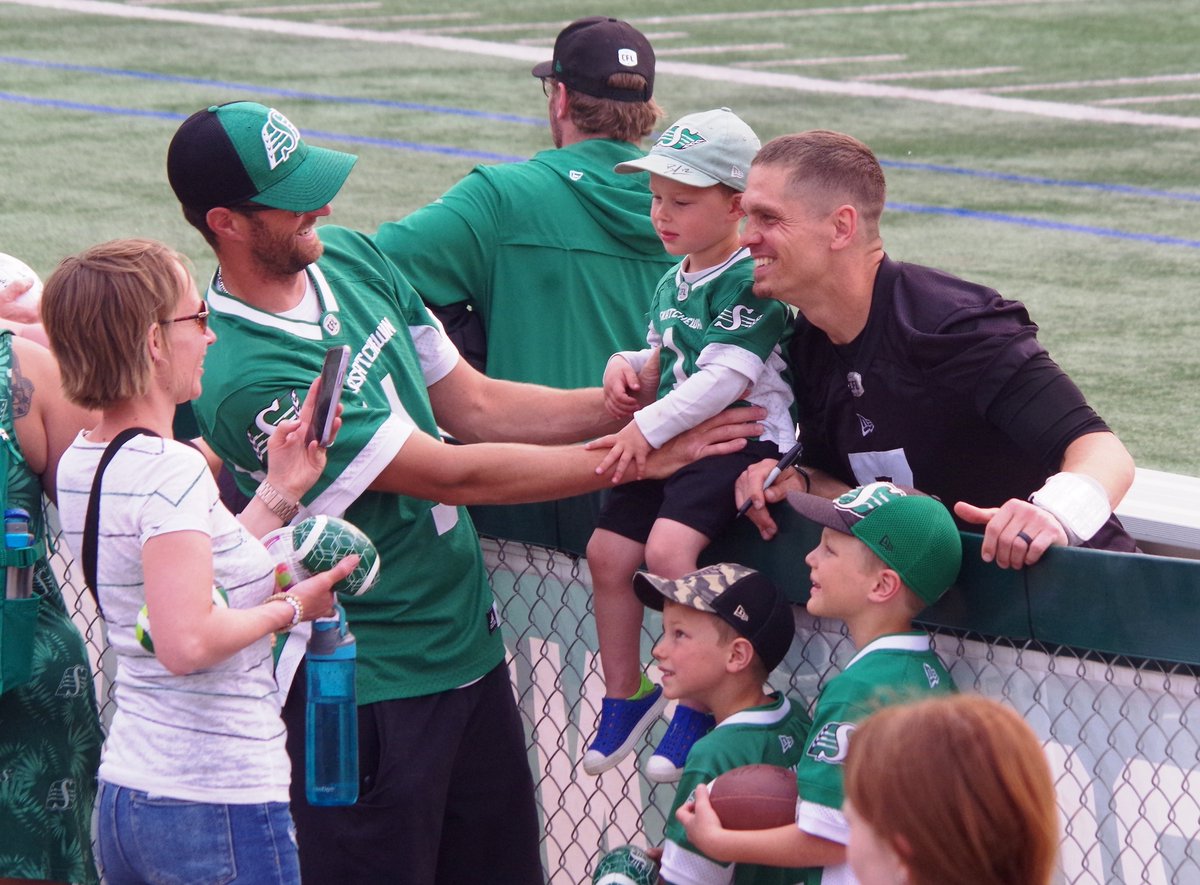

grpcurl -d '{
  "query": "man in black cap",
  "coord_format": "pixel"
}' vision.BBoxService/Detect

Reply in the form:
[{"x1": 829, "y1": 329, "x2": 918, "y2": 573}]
[{"x1": 374, "y1": 16, "x2": 675, "y2": 555}]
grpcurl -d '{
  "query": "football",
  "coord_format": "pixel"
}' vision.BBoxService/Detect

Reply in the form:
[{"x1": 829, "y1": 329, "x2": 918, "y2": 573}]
[
  {"x1": 591, "y1": 844, "x2": 659, "y2": 885},
  {"x1": 262, "y1": 515, "x2": 380, "y2": 597},
  {"x1": 0, "y1": 252, "x2": 43, "y2": 310},
  {"x1": 708, "y1": 764, "x2": 798, "y2": 830},
  {"x1": 136, "y1": 585, "x2": 229, "y2": 653}
]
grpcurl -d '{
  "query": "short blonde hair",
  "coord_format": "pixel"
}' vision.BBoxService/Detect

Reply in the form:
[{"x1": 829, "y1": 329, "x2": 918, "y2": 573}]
[
  {"x1": 41, "y1": 239, "x2": 190, "y2": 409},
  {"x1": 844, "y1": 694, "x2": 1058, "y2": 885}
]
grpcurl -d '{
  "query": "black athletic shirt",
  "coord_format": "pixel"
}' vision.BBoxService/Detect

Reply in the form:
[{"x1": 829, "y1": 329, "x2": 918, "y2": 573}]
[{"x1": 789, "y1": 255, "x2": 1135, "y2": 551}]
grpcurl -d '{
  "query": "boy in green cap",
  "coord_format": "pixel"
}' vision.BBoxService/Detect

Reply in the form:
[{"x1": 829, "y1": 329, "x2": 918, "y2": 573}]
[{"x1": 677, "y1": 481, "x2": 963, "y2": 882}]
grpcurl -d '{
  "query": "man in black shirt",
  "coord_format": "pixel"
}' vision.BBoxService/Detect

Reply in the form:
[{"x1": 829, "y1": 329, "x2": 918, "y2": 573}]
[{"x1": 734, "y1": 130, "x2": 1136, "y2": 569}]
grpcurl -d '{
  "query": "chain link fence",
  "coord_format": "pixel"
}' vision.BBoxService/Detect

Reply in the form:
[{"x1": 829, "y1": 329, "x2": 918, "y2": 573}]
[{"x1": 54, "y1": 518, "x2": 1198, "y2": 884}]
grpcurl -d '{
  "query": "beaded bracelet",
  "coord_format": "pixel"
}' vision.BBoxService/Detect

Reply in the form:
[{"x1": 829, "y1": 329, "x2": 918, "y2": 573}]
[{"x1": 268, "y1": 592, "x2": 303, "y2": 632}]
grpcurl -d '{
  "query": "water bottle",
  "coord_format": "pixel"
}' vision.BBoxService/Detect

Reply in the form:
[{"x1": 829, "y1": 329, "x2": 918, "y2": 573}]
[
  {"x1": 305, "y1": 604, "x2": 358, "y2": 806},
  {"x1": 4, "y1": 507, "x2": 33, "y2": 600}
]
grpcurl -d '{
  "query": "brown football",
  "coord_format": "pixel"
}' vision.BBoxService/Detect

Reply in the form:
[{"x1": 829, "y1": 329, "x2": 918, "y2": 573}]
[{"x1": 708, "y1": 764, "x2": 798, "y2": 830}]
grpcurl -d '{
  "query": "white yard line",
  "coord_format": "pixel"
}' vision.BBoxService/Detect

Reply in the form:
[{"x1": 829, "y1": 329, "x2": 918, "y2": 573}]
[
  {"x1": 986, "y1": 72, "x2": 1200, "y2": 94},
  {"x1": 1094, "y1": 93, "x2": 1200, "y2": 107},
  {"x1": 735, "y1": 54, "x2": 907, "y2": 69},
  {"x1": 4, "y1": 0, "x2": 1199, "y2": 131},
  {"x1": 656, "y1": 43, "x2": 788, "y2": 57},
  {"x1": 853, "y1": 65, "x2": 1020, "y2": 81},
  {"x1": 239, "y1": 2, "x2": 379, "y2": 15}
]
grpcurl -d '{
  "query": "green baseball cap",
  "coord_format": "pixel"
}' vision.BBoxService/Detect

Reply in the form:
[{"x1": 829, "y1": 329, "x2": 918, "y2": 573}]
[
  {"x1": 167, "y1": 102, "x2": 357, "y2": 214},
  {"x1": 786, "y1": 482, "x2": 963, "y2": 605},
  {"x1": 614, "y1": 107, "x2": 760, "y2": 191},
  {"x1": 633, "y1": 563, "x2": 795, "y2": 672}
]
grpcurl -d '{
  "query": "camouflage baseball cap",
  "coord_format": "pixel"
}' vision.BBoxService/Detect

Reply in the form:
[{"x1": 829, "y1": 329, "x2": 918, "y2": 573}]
[
  {"x1": 633, "y1": 563, "x2": 795, "y2": 672},
  {"x1": 786, "y1": 481, "x2": 963, "y2": 605}
]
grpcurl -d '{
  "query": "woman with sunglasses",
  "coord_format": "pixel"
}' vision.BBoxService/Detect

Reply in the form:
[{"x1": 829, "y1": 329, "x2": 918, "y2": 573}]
[{"x1": 42, "y1": 238, "x2": 359, "y2": 885}]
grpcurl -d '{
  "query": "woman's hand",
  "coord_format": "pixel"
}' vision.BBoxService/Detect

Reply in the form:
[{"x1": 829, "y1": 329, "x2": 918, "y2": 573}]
[{"x1": 265, "y1": 376, "x2": 341, "y2": 502}]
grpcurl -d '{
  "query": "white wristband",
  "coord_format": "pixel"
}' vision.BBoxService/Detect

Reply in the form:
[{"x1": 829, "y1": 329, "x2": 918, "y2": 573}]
[{"x1": 1029, "y1": 472, "x2": 1111, "y2": 545}]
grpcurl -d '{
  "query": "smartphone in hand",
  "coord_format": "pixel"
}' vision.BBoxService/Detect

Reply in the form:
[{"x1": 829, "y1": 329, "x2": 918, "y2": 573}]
[{"x1": 308, "y1": 345, "x2": 350, "y2": 447}]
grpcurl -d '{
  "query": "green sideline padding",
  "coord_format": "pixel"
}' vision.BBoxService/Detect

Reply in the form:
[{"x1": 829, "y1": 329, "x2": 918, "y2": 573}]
[
  {"x1": 702, "y1": 503, "x2": 1200, "y2": 667},
  {"x1": 1025, "y1": 544, "x2": 1200, "y2": 665}
]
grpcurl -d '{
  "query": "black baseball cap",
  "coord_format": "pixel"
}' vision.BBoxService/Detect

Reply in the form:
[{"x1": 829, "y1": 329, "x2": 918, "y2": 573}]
[
  {"x1": 531, "y1": 16, "x2": 654, "y2": 102},
  {"x1": 167, "y1": 102, "x2": 357, "y2": 214},
  {"x1": 634, "y1": 563, "x2": 795, "y2": 673}
]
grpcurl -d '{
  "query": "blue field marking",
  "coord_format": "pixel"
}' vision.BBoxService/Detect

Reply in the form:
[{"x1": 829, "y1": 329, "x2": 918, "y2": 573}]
[
  {"x1": 888, "y1": 202, "x2": 1200, "y2": 249},
  {"x1": 883, "y1": 159, "x2": 1200, "y2": 204},
  {"x1": 0, "y1": 91, "x2": 527, "y2": 164},
  {"x1": 0, "y1": 55, "x2": 547, "y2": 127}
]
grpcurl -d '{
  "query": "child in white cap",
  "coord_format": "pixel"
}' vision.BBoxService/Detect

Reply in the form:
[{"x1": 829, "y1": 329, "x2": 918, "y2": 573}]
[{"x1": 583, "y1": 108, "x2": 795, "y2": 783}]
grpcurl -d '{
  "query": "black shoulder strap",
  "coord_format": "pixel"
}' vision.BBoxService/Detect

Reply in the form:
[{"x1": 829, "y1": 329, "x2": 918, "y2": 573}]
[{"x1": 82, "y1": 427, "x2": 159, "y2": 614}]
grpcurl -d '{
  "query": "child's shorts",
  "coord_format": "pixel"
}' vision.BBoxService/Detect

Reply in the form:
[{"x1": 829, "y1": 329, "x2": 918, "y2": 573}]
[{"x1": 595, "y1": 440, "x2": 782, "y2": 543}]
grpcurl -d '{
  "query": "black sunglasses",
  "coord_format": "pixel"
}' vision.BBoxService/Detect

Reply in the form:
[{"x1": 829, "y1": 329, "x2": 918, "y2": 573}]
[{"x1": 164, "y1": 303, "x2": 210, "y2": 333}]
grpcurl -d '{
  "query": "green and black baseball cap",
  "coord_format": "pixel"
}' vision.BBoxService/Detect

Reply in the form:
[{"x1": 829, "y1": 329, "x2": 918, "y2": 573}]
[
  {"x1": 634, "y1": 563, "x2": 795, "y2": 672},
  {"x1": 167, "y1": 102, "x2": 357, "y2": 214},
  {"x1": 786, "y1": 481, "x2": 962, "y2": 605}
]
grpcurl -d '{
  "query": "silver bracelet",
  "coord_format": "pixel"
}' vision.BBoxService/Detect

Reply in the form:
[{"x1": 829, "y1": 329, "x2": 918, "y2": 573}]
[{"x1": 255, "y1": 480, "x2": 299, "y2": 524}]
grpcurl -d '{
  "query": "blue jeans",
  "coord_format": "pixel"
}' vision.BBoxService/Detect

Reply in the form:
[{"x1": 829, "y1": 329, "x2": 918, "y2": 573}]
[{"x1": 97, "y1": 781, "x2": 300, "y2": 885}]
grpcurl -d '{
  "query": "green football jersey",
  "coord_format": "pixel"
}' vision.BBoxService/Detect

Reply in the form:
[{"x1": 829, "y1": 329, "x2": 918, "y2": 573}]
[
  {"x1": 798, "y1": 633, "x2": 955, "y2": 884},
  {"x1": 640, "y1": 248, "x2": 794, "y2": 451},
  {"x1": 193, "y1": 227, "x2": 504, "y2": 704},
  {"x1": 664, "y1": 694, "x2": 815, "y2": 885}
]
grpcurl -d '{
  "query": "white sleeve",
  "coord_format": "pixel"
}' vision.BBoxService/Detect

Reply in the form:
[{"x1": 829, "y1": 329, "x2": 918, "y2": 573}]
[
  {"x1": 634, "y1": 362, "x2": 751, "y2": 449},
  {"x1": 410, "y1": 314, "x2": 464, "y2": 386},
  {"x1": 609, "y1": 347, "x2": 654, "y2": 376},
  {"x1": 660, "y1": 840, "x2": 735, "y2": 885},
  {"x1": 796, "y1": 799, "x2": 850, "y2": 845}
]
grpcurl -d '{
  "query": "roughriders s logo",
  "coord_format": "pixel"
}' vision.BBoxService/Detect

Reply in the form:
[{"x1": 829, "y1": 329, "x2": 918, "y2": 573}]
[
  {"x1": 713, "y1": 305, "x2": 761, "y2": 331},
  {"x1": 657, "y1": 125, "x2": 707, "y2": 151},
  {"x1": 262, "y1": 108, "x2": 301, "y2": 170},
  {"x1": 806, "y1": 721, "x2": 856, "y2": 765},
  {"x1": 246, "y1": 394, "x2": 300, "y2": 463}
]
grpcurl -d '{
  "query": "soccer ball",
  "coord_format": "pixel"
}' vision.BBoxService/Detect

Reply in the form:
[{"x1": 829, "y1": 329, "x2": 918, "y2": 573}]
[
  {"x1": 261, "y1": 515, "x2": 380, "y2": 597},
  {"x1": 136, "y1": 586, "x2": 229, "y2": 653},
  {"x1": 592, "y1": 845, "x2": 659, "y2": 885}
]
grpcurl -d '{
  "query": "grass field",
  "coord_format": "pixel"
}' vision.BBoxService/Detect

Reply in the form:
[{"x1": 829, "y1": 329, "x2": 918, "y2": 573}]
[{"x1": 2, "y1": 0, "x2": 1198, "y2": 472}]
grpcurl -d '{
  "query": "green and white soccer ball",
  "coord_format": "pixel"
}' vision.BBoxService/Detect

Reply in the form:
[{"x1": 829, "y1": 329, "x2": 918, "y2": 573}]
[
  {"x1": 592, "y1": 845, "x2": 659, "y2": 885},
  {"x1": 261, "y1": 515, "x2": 380, "y2": 597},
  {"x1": 136, "y1": 585, "x2": 228, "y2": 653}
]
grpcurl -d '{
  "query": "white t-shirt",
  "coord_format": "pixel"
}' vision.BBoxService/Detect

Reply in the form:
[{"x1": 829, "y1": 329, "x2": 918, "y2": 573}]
[{"x1": 57, "y1": 432, "x2": 289, "y2": 803}]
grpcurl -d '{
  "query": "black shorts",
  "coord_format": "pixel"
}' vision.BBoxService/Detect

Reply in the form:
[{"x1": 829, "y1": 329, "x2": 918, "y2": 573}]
[
  {"x1": 596, "y1": 440, "x2": 781, "y2": 544},
  {"x1": 283, "y1": 660, "x2": 543, "y2": 884}
]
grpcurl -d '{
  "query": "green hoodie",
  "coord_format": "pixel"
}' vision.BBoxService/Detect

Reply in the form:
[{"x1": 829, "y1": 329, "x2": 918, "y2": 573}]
[{"x1": 374, "y1": 138, "x2": 672, "y2": 391}]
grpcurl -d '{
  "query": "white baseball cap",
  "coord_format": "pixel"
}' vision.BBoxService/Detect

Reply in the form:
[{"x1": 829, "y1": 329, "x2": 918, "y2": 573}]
[{"x1": 614, "y1": 107, "x2": 760, "y2": 191}]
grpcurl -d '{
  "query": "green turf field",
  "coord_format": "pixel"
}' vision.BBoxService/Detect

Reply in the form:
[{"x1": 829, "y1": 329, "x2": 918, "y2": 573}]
[{"x1": 1, "y1": 0, "x2": 1198, "y2": 472}]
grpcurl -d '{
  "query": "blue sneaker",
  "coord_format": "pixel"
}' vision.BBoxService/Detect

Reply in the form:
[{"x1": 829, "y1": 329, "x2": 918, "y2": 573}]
[
  {"x1": 643, "y1": 704, "x2": 715, "y2": 783},
  {"x1": 582, "y1": 686, "x2": 668, "y2": 775}
]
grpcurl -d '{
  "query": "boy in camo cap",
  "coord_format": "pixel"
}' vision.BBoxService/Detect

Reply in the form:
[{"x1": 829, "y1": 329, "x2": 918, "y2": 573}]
[
  {"x1": 632, "y1": 563, "x2": 811, "y2": 884},
  {"x1": 678, "y1": 482, "x2": 963, "y2": 884}
]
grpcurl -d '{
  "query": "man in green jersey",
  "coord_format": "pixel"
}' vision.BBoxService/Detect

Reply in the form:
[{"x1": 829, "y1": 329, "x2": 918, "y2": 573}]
[
  {"x1": 166, "y1": 100, "x2": 761, "y2": 885},
  {"x1": 373, "y1": 16, "x2": 676, "y2": 554}
]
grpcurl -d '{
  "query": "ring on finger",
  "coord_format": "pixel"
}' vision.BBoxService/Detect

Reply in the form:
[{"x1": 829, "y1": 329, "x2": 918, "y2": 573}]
[{"x1": 1016, "y1": 530, "x2": 1035, "y2": 546}]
